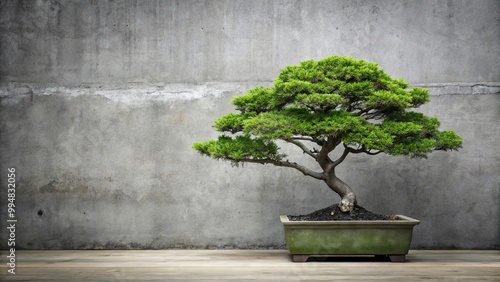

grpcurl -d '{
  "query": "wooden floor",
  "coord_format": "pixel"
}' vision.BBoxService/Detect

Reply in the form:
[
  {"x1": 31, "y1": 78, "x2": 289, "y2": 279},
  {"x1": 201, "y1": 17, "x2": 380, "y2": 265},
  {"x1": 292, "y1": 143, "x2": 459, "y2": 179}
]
[{"x1": 0, "y1": 250, "x2": 498, "y2": 281}]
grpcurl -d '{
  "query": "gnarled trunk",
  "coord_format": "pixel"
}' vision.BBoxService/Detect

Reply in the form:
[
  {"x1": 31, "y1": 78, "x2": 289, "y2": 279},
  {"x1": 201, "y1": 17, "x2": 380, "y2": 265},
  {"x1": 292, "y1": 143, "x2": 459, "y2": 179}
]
[
  {"x1": 325, "y1": 171, "x2": 357, "y2": 212},
  {"x1": 315, "y1": 138, "x2": 357, "y2": 213}
]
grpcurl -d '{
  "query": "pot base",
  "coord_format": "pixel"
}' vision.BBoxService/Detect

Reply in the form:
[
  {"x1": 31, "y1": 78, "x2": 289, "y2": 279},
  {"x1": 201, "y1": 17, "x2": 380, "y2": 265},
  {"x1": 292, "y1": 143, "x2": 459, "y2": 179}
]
[
  {"x1": 292, "y1": 254, "x2": 406, "y2": 262},
  {"x1": 281, "y1": 215, "x2": 419, "y2": 263}
]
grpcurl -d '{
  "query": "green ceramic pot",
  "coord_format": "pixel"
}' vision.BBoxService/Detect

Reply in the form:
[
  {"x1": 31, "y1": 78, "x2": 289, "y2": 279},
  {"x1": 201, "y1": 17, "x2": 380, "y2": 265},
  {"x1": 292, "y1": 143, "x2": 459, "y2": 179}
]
[{"x1": 280, "y1": 215, "x2": 420, "y2": 262}]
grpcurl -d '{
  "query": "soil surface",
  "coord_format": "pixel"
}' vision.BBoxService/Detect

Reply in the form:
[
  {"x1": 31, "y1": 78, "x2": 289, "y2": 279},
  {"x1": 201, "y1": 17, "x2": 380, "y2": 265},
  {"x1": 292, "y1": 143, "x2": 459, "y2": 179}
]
[{"x1": 288, "y1": 204, "x2": 397, "y2": 221}]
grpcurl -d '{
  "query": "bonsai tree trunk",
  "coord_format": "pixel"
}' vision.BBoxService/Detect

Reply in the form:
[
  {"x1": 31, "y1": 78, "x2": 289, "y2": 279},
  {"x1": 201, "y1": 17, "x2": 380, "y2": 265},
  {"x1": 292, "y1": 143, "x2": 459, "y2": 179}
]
[
  {"x1": 325, "y1": 172, "x2": 357, "y2": 212},
  {"x1": 313, "y1": 136, "x2": 357, "y2": 212}
]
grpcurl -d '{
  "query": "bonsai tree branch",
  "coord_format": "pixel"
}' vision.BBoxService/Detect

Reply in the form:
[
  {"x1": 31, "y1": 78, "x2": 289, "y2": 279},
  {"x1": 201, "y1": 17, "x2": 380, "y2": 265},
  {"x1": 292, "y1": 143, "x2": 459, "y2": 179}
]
[
  {"x1": 228, "y1": 157, "x2": 325, "y2": 180},
  {"x1": 345, "y1": 144, "x2": 383, "y2": 156},
  {"x1": 316, "y1": 136, "x2": 340, "y2": 170},
  {"x1": 285, "y1": 139, "x2": 318, "y2": 159},
  {"x1": 289, "y1": 136, "x2": 317, "y2": 142},
  {"x1": 332, "y1": 145, "x2": 351, "y2": 168}
]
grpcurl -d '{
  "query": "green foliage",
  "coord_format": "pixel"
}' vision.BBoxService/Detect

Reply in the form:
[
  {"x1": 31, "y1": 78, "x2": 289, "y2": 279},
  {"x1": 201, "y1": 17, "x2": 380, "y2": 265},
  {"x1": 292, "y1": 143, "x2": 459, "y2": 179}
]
[
  {"x1": 192, "y1": 135, "x2": 284, "y2": 163},
  {"x1": 435, "y1": 131, "x2": 463, "y2": 151},
  {"x1": 343, "y1": 123, "x2": 394, "y2": 151},
  {"x1": 213, "y1": 112, "x2": 256, "y2": 133},
  {"x1": 193, "y1": 56, "x2": 463, "y2": 162},
  {"x1": 295, "y1": 93, "x2": 344, "y2": 111},
  {"x1": 232, "y1": 87, "x2": 274, "y2": 113},
  {"x1": 242, "y1": 109, "x2": 366, "y2": 140}
]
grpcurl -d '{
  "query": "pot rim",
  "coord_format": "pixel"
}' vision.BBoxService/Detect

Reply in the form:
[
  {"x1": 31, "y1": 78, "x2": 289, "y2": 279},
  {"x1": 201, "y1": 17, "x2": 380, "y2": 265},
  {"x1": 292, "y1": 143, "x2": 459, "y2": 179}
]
[{"x1": 280, "y1": 215, "x2": 420, "y2": 226}]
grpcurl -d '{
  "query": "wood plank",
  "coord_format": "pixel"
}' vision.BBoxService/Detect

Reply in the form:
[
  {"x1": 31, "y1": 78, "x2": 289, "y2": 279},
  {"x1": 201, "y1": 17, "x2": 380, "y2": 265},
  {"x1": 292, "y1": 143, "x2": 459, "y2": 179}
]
[{"x1": 0, "y1": 250, "x2": 498, "y2": 281}]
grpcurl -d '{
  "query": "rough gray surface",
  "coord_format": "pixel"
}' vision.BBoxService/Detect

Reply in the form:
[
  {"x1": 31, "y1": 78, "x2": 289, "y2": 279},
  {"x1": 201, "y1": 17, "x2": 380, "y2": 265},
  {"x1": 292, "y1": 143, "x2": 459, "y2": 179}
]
[
  {"x1": 1, "y1": 0, "x2": 499, "y2": 84},
  {"x1": 0, "y1": 0, "x2": 499, "y2": 250}
]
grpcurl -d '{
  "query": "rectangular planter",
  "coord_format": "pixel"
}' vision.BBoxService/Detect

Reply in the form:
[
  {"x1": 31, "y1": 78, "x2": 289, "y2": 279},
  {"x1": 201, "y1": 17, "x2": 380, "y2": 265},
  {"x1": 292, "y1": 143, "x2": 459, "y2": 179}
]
[{"x1": 280, "y1": 215, "x2": 420, "y2": 262}]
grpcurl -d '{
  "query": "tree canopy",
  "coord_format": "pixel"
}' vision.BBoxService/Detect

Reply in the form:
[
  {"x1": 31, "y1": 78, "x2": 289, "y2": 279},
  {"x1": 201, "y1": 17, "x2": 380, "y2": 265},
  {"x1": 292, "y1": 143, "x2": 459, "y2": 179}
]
[{"x1": 193, "y1": 56, "x2": 462, "y2": 167}]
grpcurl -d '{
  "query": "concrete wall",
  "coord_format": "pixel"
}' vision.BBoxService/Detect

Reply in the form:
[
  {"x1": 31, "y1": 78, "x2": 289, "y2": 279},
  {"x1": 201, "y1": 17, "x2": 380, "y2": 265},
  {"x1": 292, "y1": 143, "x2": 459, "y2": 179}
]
[
  {"x1": 2, "y1": 0, "x2": 499, "y2": 84},
  {"x1": 0, "y1": 0, "x2": 499, "y2": 249}
]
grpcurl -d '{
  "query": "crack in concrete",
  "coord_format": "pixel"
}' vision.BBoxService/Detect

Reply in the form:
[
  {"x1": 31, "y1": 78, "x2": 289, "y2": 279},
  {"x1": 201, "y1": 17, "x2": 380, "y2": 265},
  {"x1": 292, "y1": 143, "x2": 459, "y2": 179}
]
[{"x1": 1, "y1": 82, "x2": 497, "y2": 101}]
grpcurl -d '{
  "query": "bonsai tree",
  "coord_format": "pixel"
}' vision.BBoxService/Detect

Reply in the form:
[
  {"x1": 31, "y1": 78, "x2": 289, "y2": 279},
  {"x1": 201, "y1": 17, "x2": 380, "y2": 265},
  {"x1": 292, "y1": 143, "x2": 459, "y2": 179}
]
[{"x1": 193, "y1": 56, "x2": 463, "y2": 213}]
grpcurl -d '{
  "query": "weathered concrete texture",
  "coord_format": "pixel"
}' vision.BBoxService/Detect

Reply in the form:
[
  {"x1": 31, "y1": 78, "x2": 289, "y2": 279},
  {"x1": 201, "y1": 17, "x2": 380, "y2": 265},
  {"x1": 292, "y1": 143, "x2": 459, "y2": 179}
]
[
  {"x1": 0, "y1": 83, "x2": 499, "y2": 249},
  {"x1": 0, "y1": 0, "x2": 499, "y2": 250},
  {"x1": 0, "y1": 82, "x2": 296, "y2": 249},
  {"x1": 1, "y1": 0, "x2": 499, "y2": 84}
]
